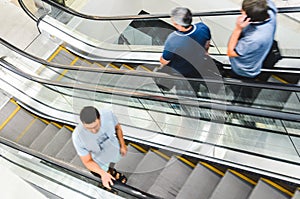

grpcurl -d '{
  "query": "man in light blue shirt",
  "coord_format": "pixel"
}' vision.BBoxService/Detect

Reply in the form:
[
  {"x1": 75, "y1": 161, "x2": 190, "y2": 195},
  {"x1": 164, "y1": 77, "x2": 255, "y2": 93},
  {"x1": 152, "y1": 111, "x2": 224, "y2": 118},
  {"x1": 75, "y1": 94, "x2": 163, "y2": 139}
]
[
  {"x1": 72, "y1": 106, "x2": 127, "y2": 189},
  {"x1": 227, "y1": 0, "x2": 277, "y2": 102}
]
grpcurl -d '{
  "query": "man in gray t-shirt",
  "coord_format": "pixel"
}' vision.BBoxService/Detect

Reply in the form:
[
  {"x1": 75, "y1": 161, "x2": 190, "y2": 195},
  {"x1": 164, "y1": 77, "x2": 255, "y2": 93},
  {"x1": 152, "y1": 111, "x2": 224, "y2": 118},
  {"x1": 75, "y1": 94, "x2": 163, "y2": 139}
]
[{"x1": 72, "y1": 106, "x2": 127, "y2": 189}]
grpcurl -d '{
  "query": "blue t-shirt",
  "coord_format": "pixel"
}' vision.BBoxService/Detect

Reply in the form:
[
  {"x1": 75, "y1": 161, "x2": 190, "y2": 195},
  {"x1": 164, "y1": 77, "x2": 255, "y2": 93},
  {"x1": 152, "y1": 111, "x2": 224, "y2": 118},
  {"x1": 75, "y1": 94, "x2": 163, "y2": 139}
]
[
  {"x1": 230, "y1": 0, "x2": 277, "y2": 78},
  {"x1": 162, "y1": 22, "x2": 211, "y2": 77},
  {"x1": 72, "y1": 109, "x2": 121, "y2": 171}
]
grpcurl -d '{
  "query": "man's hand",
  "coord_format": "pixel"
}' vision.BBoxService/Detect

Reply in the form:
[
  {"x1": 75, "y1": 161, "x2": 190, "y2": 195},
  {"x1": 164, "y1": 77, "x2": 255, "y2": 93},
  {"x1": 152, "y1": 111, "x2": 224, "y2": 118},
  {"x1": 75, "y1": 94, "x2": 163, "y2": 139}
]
[
  {"x1": 120, "y1": 144, "x2": 127, "y2": 156},
  {"x1": 236, "y1": 14, "x2": 251, "y2": 30},
  {"x1": 101, "y1": 172, "x2": 115, "y2": 189}
]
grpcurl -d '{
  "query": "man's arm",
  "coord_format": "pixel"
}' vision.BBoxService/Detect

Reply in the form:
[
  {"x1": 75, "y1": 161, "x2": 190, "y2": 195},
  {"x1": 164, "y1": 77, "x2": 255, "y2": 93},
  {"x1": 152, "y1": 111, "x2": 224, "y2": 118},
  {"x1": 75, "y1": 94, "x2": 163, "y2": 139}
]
[
  {"x1": 115, "y1": 124, "x2": 127, "y2": 156},
  {"x1": 80, "y1": 153, "x2": 115, "y2": 189},
  {"x1": 227, "y1": 15, "x2": 251, "y2": 57}
]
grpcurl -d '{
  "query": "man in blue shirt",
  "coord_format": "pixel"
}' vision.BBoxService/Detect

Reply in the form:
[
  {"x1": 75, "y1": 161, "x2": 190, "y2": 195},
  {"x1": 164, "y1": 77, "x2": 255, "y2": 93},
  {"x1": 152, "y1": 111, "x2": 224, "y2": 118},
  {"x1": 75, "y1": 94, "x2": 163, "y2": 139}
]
[
  {"x1": 227, "y1": 0, "x2": 277, "y2": 102},
  {"x1": 159, "y1": 7, "x2": 215, "y2": 96},
  {"x1": 72, "y1": 106, "x2": 127, "y2": 189}
]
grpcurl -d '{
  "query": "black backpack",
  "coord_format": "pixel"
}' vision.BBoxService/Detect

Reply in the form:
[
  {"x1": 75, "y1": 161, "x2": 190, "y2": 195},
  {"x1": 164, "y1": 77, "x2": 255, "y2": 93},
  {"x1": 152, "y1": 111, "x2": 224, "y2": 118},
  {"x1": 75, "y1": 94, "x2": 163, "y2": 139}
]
[{"x1": 262, "y1": 40, "x2": 282, "y2": 69}]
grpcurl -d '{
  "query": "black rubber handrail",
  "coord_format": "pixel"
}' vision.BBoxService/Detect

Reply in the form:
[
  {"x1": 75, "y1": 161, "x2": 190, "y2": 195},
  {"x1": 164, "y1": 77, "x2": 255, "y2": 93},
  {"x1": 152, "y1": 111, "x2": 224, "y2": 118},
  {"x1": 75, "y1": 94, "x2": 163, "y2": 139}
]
[
  {"x1": 1, "y1": 58, "x2": 300, "y2": 122},
  {"x1": 41, "y1": 0, "x2": 300, "y2": 20},
  {"x1": 0, "y1": 137, "x2": 161, "y2": 199},
  {"x1": 1, "y1": 37, "x2": 299, "y2": 93}
]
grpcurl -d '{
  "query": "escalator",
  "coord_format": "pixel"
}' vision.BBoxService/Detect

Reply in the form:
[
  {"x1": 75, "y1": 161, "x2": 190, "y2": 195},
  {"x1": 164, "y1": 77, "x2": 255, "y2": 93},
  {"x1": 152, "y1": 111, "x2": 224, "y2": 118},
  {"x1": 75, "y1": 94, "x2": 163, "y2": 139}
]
[
  {"x1": 0, "y1": 93, "x2": 299, "y2": 198},
  {"x1": 1, "y1": 0, "x2": 300, "y2": 198},
  {"x1": 1, "y1": 42, "x2": 300, "y2": 197}
]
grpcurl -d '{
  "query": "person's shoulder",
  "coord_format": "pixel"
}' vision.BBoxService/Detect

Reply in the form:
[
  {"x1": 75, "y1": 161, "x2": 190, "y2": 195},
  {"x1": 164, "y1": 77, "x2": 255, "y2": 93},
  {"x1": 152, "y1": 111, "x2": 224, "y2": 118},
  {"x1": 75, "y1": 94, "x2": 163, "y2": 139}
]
[{"x1": 72, "y1": 124, "x2": 83, "y2": 139}]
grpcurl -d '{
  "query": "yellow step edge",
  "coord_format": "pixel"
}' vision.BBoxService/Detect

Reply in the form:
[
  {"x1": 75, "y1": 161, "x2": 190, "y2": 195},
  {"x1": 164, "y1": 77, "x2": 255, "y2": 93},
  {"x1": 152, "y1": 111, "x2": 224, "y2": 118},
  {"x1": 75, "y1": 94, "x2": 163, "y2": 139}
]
[
  {"x1": 229, "y1": 169, "x2": 257, "y2": 186},
  {"x1": 122, "y1": 64, "x2": 134, "y2": 70},
  {"x1": 139, "y1": 65, "x2": 152, "y2": 72},
  {"x1": 50, "y1": 122, "x2": 63, "y2": 129},
  {"x1": 108, "y1": 63, "x2": 119, "y2": 70},
  {"x1": 56, "y1": 57, "x2": 79, "y2": 81},
  {"x1": 60, "y1": 46, "x2": 76, "y2": 56},
  {"x1": 0, "y1": 106, "x2": 21, "y2": 131},
  {"x1": 95, "y1": 62, "x2": 105, "y2": 68},
  {"x1": 129, "y1": 143, "x2": 147, "y2": 153},
  {"x1": 200, "y1": 162, "x2": 225, "y2": 176},
  {"x1": 150, "y1": 149, "x2": 171, "y2": 161},
  {"x1": 261, "y1": 178, "x2": 293, "y2": 197},
  {"x1": 48, "y1": 46, "x2": 64, "y2": 62},
  {"x1": 15, "y1": 118, "x2": 37, "y2": 142},
  {"x1": 65, "y1": 125, "x2": 74, "y2": 132},
  {"x1": 9, "y1": 98, "x2": 19, "y2": 106},
  {"x1": 176, "y1": 156, "x2": 196, "y2": 168},
  {"x1": 271, "y1": 75, "x2": 288, "y2": 84}
]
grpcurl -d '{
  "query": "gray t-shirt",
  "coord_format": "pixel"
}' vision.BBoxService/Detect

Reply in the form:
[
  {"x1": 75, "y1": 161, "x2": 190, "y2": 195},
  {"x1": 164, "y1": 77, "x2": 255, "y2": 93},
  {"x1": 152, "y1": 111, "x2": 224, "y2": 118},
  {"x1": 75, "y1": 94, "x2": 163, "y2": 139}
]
[{"x1": 72, "y1": 109, "x2": 121, "y2": 171}]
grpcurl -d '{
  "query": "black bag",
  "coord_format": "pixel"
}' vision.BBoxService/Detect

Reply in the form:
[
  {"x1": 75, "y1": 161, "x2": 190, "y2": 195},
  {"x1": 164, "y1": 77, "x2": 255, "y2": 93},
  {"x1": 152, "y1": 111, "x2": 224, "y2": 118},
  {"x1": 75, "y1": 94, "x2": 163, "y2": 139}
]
[{"x1": 262, "y1": 40, "x2": 282, "y2": 69}]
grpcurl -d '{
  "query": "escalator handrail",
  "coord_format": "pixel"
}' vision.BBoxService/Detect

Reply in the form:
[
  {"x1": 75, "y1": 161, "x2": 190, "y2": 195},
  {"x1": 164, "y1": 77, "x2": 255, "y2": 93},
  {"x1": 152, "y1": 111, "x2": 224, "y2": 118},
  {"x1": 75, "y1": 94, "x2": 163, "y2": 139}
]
[
  {"x1": 1, "y1": 37, "x2": 300, "y2": 93},
  {"x1": 0, "y1": 136, "x2": 161, "y2": 199},
  {"x1": 41, "y1": 0, "x2": 300, "y2": 20},
  {"x1": 1, "y1": 58, "x2": 300, "y2": 123}
]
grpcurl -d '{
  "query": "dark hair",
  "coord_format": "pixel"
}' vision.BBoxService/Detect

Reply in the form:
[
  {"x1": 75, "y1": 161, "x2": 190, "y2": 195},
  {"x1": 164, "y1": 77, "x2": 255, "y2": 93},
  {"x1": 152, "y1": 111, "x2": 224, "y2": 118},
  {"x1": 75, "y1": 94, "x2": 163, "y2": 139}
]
[
  {"x1": 242, "y1": 0, "x2": 269, "y2": 22},
  {"x1": 80, "y1": 106, "x2": 100, "y2": 124},
  {"x1": 171, "y1": 7, "x2": 192, "y2": 28}
]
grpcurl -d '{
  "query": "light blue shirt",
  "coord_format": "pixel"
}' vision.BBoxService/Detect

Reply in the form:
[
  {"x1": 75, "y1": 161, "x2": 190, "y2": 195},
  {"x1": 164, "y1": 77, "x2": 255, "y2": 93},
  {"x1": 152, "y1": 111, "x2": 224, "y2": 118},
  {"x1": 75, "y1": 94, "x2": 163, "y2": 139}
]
[
  {"x1": 72, "y1": 109, "x2": 121, "y2": 171},
  {"x1": 230, "y1": 0, "x2": 277, "y2": 78}
]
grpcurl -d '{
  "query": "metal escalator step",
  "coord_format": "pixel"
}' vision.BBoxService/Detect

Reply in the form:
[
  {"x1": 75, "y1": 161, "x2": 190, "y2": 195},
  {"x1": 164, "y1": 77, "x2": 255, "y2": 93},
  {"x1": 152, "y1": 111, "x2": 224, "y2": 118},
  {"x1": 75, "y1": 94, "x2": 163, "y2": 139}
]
[
  {"x1": 17, "y1": 119, "x2": 47, "y2": 147},
  {"x1": 147, "y1": 156, "x2": 193, "y2": 199},
  {"x1": 29, "y1": 124, "x2": 60, "y2": 151},
  {"x1": 0, "y1": 101, "x2": 17, "y2": 126},
  {"x1": 70, "y1": 155, "x2": 85, "y2": 168},
  {"x1": 176, "y1": 163, "x2": 223, "y2": 199},
  {"x1": 248, "y1": 179, "x2": 292, "y2": 199},
  {"x1": 126, "y1": 150, "x2": 168, "y2": 192},
  {"x1": 55, "y1": 138, "x2": 77, "y2": 163},
  {"x1": 209, "y1": 170, "x2": 254, "y2": 199},
  {"x1": 42, "y1": 127, "x2": 72, "y2": 156},
  {"x1": 114, "y1": 144, "x2": 146, "y2": 178},
  {"x1": 293, "y1": 189, "x2": 300, "y2": 199},
  {"x1": 0, "y1": 108, "x2": 35, "y2": 141}
]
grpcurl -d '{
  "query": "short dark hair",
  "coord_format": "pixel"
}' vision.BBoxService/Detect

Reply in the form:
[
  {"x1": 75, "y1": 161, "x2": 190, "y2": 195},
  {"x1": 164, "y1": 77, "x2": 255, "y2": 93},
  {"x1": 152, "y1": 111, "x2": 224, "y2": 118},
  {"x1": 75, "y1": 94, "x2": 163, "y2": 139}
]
[
  {"x1": 171, "y1": 7, "x2": 192, "y2": 28},
  {"x1": 242, "y1": 0, "x2": 269, "y2": 22},
  {"x1": 80, "y1": 106, "x2": 100, "y2": 124}
]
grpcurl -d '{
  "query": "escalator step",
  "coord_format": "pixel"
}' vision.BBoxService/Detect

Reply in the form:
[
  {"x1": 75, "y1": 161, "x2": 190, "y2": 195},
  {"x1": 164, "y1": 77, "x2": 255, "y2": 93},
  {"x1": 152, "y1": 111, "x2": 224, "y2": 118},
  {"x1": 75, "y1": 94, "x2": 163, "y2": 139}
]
[
  {"x1": 148, "y1": 156, "x2": 193, "y2": 199},
  {"x1": 70, "y1": 155, "x2": 85, "y2": 168},
  {"x1": 114, "y1": 144, "x2": 146, "y2": 178},
  {"x1": 293, "y1": 189, "x2": 300, "y2": 199},
  {"x1": 176, "y1": 163, "x2": 223, "y2": 199},
  {"x1": 0, "y1": 108, "x2": 35, "y2": 141},
  {"x1": 248, "y1": 179, "x2": 292, "y2": 199},
  {"x1": 126, "y1": 150, "x2": 168, "y2": 192},
  {"x1": 55, "y1": 138, "x2": 77, "y2": 163},
  {"x1": 0, "y1": 101, "x2": 17, "y2": 126},
  {"x1": 42, "y1": 127, "x2": 72, "y2": 156},
  {"x1": 16, "y1": 119, "x2": 47, "y2": 147},
  {"x1": 29, "y1": 124, "x2": 60, "y2": 151},
  {"x1": 209, "y1": 170, "x2": 254, "y2": 199}
]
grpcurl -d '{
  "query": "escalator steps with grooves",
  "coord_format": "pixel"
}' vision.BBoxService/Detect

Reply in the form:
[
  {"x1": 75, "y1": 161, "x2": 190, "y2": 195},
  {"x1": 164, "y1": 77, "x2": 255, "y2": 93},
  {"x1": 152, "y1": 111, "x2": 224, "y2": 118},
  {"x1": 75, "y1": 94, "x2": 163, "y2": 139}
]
[
  {"x1": 176, "y1": 163, "x2": 223, "y2": 199},
  {"x1": 147, "y1": 156, "x2": 193, "y2": 199},
  {"x1": 126, "y1": 150, "x2": 168, "y2": 192},
  {"x1": 293, "y1": 189, "x2": 300, "y2": 199},
  {"x1": 0, "y1": 100, "x2": 17, "y2": 125},
  {"x1": 55, "y1": 138, "x2": 77, "y2": 162},
  {"x1": 0, "y1": 98, "x2": 299, "y2": 199},
  {"x1": 114, "y1": 144, "x2": 146, "y2": 177},
  {"x1": 42, "y1": 126, "x2": 72, "y2": 156},
  {"x1": 248, "y1": 179, "x2": 291, "y2": 199},
  {"x1": 0, "y1": 107, "x2": 34, "y2": 141},
  {"x1": 209, "y1": 170, "x2": 254, "y2": 199},
  {"x1": 29, "y1": 124, "x2": 60, "y2": 151},
  {"x1": 17, "y1": 119, "x2": 47, "y2": 147}
]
